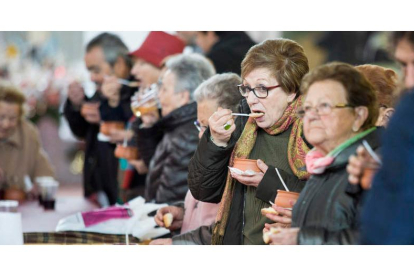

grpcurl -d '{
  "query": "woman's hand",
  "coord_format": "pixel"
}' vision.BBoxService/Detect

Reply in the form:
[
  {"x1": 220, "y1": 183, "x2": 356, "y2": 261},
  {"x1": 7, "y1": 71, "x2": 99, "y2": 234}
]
[
  {"x1": 149, "y1": 238, "x2": 172, "y2": 245},
  {"x1": 347, "y1": 145, "x2": 380, "y2": 189},
  {"x1": 230, "y1": 159, "x2": 268, "y2": 188},
  {"x1": 263, "y1": 222, "x2": 290, "y2": 234},
  {"x1": 208, "y1": 107, "x2": 236, "y2": 147},
  {"x1": 269, "y1": 228, "x2": 300, "y2": 245},
  {"x1": 154, "y1": 206, "x2": 184, "y2": 231},
  {"x1": 265, "y1": 201, "x2": 296, "y2": 225}
]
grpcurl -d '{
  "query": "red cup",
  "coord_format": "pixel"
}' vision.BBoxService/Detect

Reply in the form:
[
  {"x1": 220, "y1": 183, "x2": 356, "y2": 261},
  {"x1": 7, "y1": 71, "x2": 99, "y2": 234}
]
[
  {"x1": 275, "y1": 190, "x2": 300, "y2": 209},
  {"x1": 361, "y1": 164, "x2": 379, "y2": 190},
  {"x1": 100, "y1": 121, "x2": 125, "y2": 136}
]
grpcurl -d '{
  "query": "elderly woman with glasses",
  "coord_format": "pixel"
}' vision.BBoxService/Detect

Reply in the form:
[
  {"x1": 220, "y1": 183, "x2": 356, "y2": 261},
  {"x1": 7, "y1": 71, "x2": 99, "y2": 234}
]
[
  {"x1": 267, "y1": 62, "x2": 380, "y2": 245},
  {"x1": 188, "y1": 39, "x2": 312, "y2": 245}
]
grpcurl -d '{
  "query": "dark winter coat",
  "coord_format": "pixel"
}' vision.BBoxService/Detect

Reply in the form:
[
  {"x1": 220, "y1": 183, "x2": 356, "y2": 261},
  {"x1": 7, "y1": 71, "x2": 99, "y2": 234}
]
[
  {"x1": 292, "y1": 128, "x2": 382, "y2": 245},
  {"x1": 142, "y1": 102, "x2": 199, "y2": 204}
]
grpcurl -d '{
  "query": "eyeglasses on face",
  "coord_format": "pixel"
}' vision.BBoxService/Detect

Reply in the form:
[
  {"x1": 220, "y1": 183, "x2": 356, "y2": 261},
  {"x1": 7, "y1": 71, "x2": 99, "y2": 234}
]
[
  {"x1": 296, "y1": 102, "x2": 354, "y2": 119},
  {"x1": 193, "y1": 120, "x2": 207, "y2": 132},
  {"x1": 237, "y1": 84, "x2": 281, "y2": 99}
]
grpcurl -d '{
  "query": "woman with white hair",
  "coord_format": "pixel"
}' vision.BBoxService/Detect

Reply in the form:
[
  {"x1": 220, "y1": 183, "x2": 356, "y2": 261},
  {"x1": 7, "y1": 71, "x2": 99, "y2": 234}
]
[{"x1": 151, "y1": 73, "x2": 243, "y2": 245}]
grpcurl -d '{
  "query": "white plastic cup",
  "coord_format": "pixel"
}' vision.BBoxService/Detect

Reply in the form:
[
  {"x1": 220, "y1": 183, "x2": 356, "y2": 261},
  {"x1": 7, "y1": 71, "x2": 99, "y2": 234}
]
[{"x1": 0, "y1": 200, "x2": 23, "y2": 245}]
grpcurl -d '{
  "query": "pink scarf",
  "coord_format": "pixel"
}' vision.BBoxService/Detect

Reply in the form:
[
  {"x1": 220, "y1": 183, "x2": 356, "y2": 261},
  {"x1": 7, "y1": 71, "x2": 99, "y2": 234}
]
[{"x1": 305, "y1": 149, "x2": 335, "y2": 175}]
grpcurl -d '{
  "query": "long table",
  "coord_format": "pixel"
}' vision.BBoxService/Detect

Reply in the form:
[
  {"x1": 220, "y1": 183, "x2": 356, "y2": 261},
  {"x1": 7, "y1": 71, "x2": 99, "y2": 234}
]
[{"x1": 19, "y1": 196, "x2": 149, "y2": 245}]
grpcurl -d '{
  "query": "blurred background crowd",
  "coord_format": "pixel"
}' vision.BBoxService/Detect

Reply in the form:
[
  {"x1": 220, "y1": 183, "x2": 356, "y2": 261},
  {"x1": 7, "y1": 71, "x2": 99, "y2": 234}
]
[{"x1": 0, "y1": 31, "x2": 398, "y2": 189}]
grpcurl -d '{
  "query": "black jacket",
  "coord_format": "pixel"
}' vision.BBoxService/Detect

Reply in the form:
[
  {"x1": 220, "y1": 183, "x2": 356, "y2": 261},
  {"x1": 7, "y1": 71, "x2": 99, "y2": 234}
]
[
  {"x1": 207, "y1": 32, "x2": 255, "y2": 75},
  {"x1": 292, "y1": 128, "x2": 382, "y2": 245},
  {"x1": 132, "y1": 109, "x2": 164, "y2": 168},
  {"x1": 63, "y1": 84, "x2": 135, "y2": 205},
  {"x1": 172, "y1": 224, "x2": 214, "y2": 245},
  {"x1": 188, "y1": 99, "x2": 308, "y2": 244},
  {"x1": 142, "y1": 102, "x2": 199, "y2": 204}
]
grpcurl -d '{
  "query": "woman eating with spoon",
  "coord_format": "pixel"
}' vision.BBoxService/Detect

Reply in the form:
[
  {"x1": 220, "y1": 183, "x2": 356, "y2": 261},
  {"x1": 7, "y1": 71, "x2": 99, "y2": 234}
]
[{"x1": 188, "y1": 38, "x2": 312, "y2": 245}]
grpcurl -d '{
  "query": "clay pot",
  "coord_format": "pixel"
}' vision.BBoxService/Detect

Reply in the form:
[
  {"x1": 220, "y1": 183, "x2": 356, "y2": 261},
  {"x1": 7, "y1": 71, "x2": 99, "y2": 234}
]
[
  {"x1": 81, "y1": 102, "x2": 99, "y2": 117},
  {"x1": 4, "y1": 187, "x2": 26, "y2": 203},
  {"x1": 361, "y1": 167, "x2": 378, "y2": 190},
  {"x1": 100, "y1": 121, "x2": 125, "y2": 136},
  {"x1": 233, "y1": 158, "x2": 261, "y2": 173},
  {"x1": 275, "y1": 190, "x2": 300, "y2": 209},
  {"x1": 114, "y1": 145, "x2": 139, "y2": 160}
]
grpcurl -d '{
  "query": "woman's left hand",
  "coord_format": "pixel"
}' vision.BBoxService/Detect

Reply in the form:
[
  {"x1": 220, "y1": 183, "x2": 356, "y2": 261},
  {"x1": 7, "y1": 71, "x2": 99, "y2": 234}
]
[
  {"x1": 230, "y1": 159, "x2": 268, "y2": 188},
  {"x1": 269, "y1": 228, "x2": 300, "y2": 245}
]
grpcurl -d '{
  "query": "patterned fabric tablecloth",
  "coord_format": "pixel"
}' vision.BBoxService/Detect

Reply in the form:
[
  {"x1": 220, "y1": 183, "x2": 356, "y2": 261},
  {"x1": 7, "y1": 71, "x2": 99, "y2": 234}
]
[{"x1": 24, "y1": 231, "x2": 150, "y2": 245}]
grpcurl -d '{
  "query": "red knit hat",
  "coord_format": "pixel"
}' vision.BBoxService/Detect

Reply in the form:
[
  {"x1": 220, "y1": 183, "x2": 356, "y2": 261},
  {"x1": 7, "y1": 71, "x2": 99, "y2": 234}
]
[{"x1": 129, "y1": 32, "x2": 185, "y2": 68}]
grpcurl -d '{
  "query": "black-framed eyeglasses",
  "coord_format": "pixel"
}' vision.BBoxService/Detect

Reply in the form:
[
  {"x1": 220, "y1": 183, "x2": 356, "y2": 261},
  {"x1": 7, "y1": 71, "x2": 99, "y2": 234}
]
[
  {"x1": 194, "y1": 120, "x2": 207, "y2": 132},
  {"x1": 296, "y1": 102, "x2": 354, "y2": 119},
  {"x1": 237, "y1": 84, "x2": 281, "y2": 99}
]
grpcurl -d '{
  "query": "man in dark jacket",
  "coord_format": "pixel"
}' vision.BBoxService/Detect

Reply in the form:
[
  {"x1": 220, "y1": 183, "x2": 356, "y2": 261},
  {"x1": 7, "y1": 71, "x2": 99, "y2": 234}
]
[
  {"x1": 134, "y1": 53, "x2": 215, "y2": 204},
  {"x1": 63, "y1": 33, "x2": 135, "y2": 206},
  {"x1": 195, "y1": 31, "x2": 255, "y2": 75}
]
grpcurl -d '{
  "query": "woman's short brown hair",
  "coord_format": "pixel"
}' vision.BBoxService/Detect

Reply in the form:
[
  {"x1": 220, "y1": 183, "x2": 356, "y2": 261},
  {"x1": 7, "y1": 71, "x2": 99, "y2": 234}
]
[
  {"x1": 355, "y1": 64, "x2": 398, "y2": 108},
  {"x1": 300, "y1": 62, "x2": 379, "y2": 131},
  {"x1": 241, "y1": 38, "x2": 309, "y2": 96},
  {"x1": 0, "y1": 84, "x2": 26, "y2": 116}
]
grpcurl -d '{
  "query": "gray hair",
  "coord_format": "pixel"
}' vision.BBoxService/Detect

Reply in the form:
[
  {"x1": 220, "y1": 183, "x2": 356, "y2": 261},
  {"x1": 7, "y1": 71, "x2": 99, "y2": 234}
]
[
  {"x1": 86, "y1": 32, "x2": 131, "y2": 68},
  {"x1": 165, "y1": 53, "x2": 216, "y2": 100},
  {"x1": 194, "y1": 73, "x2": 242, "y2": 112}
]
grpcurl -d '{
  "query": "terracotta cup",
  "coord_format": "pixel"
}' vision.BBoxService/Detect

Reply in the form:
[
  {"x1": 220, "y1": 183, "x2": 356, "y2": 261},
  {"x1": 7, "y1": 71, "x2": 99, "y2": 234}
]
[
  {"x1": 361, "y1": 164, "x2": 379, "y2": 190},
  {"x1": 114, "y1": 145, "x2": 139, "y2": 160},
  {"x1": 100, "y1": 121, "x2": 125, "y2": 136},
  {"x1": 275, "y1": 190, "x2": 300, "y2": 209},
  {"x1": 233, "y1": 158, "x2": 261, "y2": 173}
]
